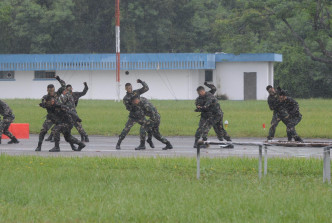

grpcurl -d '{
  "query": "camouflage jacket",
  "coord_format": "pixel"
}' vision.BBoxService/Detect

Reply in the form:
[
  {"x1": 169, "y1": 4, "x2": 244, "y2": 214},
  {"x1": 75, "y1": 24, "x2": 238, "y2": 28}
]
[
  {"x1": 0, "y1": 100, "x2": 14, "y2": 119},
  {"x1": 267, "y1": 93, "x2": 283, "y2": 112},
  {"x1": 138, "y1": 97, "x2": 160, "y2": 122},
  {"x1": 195, "y1": 91, "x2": 222, "y2": 116},
  {"x1": 123, "y1": 81, "x2": 149, "y2": 119},
  {"x1": 42, "y1": 96, "x2": 79, "y2": 125},
  {"x1": 195, "y1": 83, "x2": 217, "y2": 107},
  {"x1": 281, "y1": 97, "x2": 301, "y2": 118},
  {"x1": 72, "y1": 84, "x2": 88, "y2": 107},
  {"x1": 55, "y1": 77, "x2": 77, "y2": 113}
]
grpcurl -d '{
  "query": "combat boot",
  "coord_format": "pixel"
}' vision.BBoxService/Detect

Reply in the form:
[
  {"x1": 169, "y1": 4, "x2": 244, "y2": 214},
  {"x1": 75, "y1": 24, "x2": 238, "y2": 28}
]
[
  {"x1": 294, "y1": 136, "x2": 304, "y2": 143},
  {"x1": 116, "y1": 143, "x2": 121, "y2": 150},
  {"x1": 193, "y1": 139, "x2": 199, "y2": 148},
  {"x1": 116, "y1": 138, "x2": 123, "y2": 150},
  {"x1": 35, "y1": 141, "x2": 42, "y2": 151},
  {"x1": 135, "y1": 141, "x2": 146, "y2": 150},
  {"x1": 85, "y1": 135, "x2": 89, "y2": 142},
  {"x1": 147, "y1": 138, "x2": 155, "y2": 148},
  {"x1": 49, "y1": 141, "x2": 60, "y2": 152},
  {"x1": 45, "y1": 134, "x2": 53, "y2": 141},
  {"x1": 8, "y1": 137, "x2": 19, "y2": 144},
  {"x1": 224, "y1": 136, "x2": 232, "y2": 142},
  {"x1": 81, "y1": 135, "x2": 85, "y2": 142},
  {"x1": 70, "y1": 143, "x2": 77, "y2": 151},
  {"x1": 162, "y1": 142, "x2": 173, "y2": 150},
  {"x1": 287, "y1": 133, "x2": 292, "y2": 142},
  {"x1": 77, "y1": 142, "x2": 86, "y2": 151}
]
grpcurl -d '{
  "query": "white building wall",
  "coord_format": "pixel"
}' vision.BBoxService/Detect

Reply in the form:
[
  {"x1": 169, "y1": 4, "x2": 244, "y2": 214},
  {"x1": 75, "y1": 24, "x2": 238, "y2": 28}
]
[
  {"x1": 0, "y1": 69, "x2": 202, "y2": 100},
  {"x1": 0, "y1": 62, "x2": 274, "y2": 100},
  {"x1": 215, "y1": 62, "x2": 272, "y2": 100}
]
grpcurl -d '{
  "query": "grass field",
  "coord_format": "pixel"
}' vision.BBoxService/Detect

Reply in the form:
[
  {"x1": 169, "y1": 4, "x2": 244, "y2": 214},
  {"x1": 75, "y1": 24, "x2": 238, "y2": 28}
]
[
  {"x1": 5, "y1": 99, "x2": 332, "y2": 138},
  {"x1": 0, "y1": 155, "x2": 331, "y2": 222}
]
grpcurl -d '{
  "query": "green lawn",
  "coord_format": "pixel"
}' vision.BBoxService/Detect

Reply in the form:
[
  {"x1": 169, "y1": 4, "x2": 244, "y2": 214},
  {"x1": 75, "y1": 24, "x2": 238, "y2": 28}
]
[
  {"x1": 5, "y1": 99, "x2": 332, "y2": 138},
  {"x1": 0, "y1": 155, "x2": 331, "y2": 222}
]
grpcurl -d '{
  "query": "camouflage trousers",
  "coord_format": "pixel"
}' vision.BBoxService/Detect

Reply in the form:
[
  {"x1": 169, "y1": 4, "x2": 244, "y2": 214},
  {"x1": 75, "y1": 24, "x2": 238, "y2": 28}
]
[
  {"x1": 0, "y1": 116, "x2": 15, "y2": 139},
  {"x1": 119, "y1": 117, "x2": 152, "y2": 142},
  {"x1": 195, "y1": 113, "x2": 230, "y2": 141},
  {"x1": 268, "y1": 112, "x2": 281, "y2": 138},
  {"x1": 143, "y1": 115, "x2": 169, "y2": 145},
  {"x1": 38, "y1": 118, "x2": 54, "y2": 142},
  {"x1": 53, "y1": 123, "x2": 81, "y2": 147},
  {"x1": 50, "y1": 120, "x2": 87, "y2": 137},
  {"x1": 283, "y1": 115, "x2": 302, "y2": 140}
]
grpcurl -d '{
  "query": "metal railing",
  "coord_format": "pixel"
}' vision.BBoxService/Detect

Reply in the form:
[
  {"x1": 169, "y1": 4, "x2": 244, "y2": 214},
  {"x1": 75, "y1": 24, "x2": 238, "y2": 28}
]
[{"x1": 196, "y1": 141, "x2": 331, "y2": 183}]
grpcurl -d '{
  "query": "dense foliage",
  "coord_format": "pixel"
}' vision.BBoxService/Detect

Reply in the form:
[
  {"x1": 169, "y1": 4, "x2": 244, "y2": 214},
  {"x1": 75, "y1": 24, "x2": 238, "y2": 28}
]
[{"x1": 0, "y1": 0, "x2": 331, "y2": 97}]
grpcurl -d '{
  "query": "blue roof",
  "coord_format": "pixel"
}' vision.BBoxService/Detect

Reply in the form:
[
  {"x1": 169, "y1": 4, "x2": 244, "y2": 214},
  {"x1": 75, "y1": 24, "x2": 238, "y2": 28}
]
[
  {"x1": 0, "y1": 53, "x2": 281, "y2": 71},
  {"x1": 215, "y1": 53, "x2": 282, "y2": 62}
]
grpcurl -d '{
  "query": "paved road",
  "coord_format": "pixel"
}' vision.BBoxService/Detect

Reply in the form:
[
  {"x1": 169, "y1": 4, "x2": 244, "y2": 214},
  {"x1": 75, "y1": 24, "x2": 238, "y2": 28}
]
[{"x1": 0, "y1": 135, "x2": 331, "y2": 158}]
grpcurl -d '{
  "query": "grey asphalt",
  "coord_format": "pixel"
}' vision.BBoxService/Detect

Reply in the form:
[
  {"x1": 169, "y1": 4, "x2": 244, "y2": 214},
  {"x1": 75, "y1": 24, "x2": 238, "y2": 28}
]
[{"x1": 0, "y1": 135, "x2": 331, "y2": 158}]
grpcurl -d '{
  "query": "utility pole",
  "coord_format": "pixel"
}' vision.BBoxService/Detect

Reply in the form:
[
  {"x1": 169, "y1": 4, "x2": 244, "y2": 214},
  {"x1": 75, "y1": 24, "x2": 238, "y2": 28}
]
[{"x1": 115, "y1": 0, "x2": 120, "y2": 101}]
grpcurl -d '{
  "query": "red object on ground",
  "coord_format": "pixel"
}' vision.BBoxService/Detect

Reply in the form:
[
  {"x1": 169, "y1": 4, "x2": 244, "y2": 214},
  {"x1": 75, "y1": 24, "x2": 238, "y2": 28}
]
[
  {"x1": 263, "y1": 123, "x2": 266, "y2": 129},
  {"x1": 2, "y1": 123, "x2": 29, "y2": 139}
]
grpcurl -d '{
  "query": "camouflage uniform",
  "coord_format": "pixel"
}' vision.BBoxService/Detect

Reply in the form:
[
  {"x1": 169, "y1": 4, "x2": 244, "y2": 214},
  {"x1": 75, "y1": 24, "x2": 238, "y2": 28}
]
[
  {"x1": 267, "y1": 93, "x2": 283, "y2": 140},
  {"x1": 194, "y1": 90, "x2": 231, "y2": 146},
  {"x1": 39, "y1": 77, "x2": 66, "y2": 142},
  {"x1": 117, "y1": 81, "x2": 152, "y2": 148},
  {"x1": 280, "y1": 97, "x2": 303, "y2": 142},
  {"x1": 36, "y1": 95, "x2": 85, "y2": 152},
  {"x1": 50, "y1": 80, "x2": 88, "y2": 141},
  {"x1": 0, "y1": 100, "x2": 19, "y2": 144},
  {"x1": 72, "y1": 82, "x2": 88, "y2": 107},
  {"x1": 194, "y1": 83, "x2": 230, "y2": 141},
  {"x1": 51, "y1": 103, "x2": 85, "y2": 152},
  {"x1": 137, "y1": 98, "x2": 172, "y2": 150}
]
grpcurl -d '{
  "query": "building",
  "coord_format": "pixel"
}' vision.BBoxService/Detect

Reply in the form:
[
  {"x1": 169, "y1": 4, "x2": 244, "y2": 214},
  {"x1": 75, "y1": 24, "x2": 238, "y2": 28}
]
[{"x1": 0, "y1": 53, "x2": 282, "y2": 100}]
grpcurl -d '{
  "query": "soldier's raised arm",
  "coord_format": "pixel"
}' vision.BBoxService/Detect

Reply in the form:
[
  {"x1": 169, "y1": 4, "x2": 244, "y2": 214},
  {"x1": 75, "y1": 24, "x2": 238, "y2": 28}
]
[
  {"x1": 204, "y1": 82, "x2": 216, "y2": 95},
  {"x1": 136, "y1": 79, "x2": 149, "y2": 95},
  {"x1": 55, "y1": 75, "x2": 66, "y2": 88}
]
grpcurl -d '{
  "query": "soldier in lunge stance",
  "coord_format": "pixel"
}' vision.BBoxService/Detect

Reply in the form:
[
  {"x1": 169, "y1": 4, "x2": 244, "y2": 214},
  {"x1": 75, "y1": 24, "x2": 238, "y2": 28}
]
[
  {"x1": 36, "y1": 94, "x2": 85, "y2": 152},
  {"x1": 132, "y1": 96, "x2": 173, "y2": 150},
  {"x1": 46, "y1": 79, "x2": 89, "y2": 142},
  {"x1": 0, "y1": 100, "x2": 19, "y2": 144},
  {"x1": 278, "y1": 90, "x2": 303, "y2": 142},
  {"x1": 194, "y1": 84, "x2": 231, "y2": 148},
  {"x1": 37, "y1": 76, "x2": 66, "y2": 147},
  {"x1": 116, "y1": 79, "x2": 154, "y2": 150}
]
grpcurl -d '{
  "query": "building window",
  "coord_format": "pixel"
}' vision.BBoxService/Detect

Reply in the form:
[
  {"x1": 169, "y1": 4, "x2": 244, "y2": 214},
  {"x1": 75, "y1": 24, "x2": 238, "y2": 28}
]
[
  {"x1": 0, "y1": 71, "x2": 15, "y2": 80},
  {"x1": 34, "y1": 71, "x2": 56, "y2": 80},
  {"x1": 205, "y1": 70, "x2": 213, "y2": 82}
]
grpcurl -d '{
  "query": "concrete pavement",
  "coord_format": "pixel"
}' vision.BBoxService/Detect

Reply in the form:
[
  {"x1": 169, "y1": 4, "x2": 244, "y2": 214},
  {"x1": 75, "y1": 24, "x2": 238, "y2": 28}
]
[{"x1": 0, "y1": 135, "x2": 331, "y2": 158}]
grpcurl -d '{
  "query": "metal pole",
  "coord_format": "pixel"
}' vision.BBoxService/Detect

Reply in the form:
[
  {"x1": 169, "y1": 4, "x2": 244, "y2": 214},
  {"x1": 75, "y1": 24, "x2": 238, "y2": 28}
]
[
  {"x1": 323, "y1": 147, "x2": 331, "y2": 184},
  {"x1": 197, "y1": 144, "x2": 200, "y2": 179},
  {"x1": 264, "y1": 145, "x2": 268, "y2": 176},
  {"x1": 258, "y1": 145, "x2": 262, "y2": 179},
  {"x1": 115, "y1": 0, "x2": 121, "y2": 102}
]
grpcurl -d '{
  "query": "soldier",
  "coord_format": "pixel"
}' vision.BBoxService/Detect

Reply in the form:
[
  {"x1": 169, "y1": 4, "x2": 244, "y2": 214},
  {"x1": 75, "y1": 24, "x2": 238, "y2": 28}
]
[
  {"x1": 37, "y1": 95, "x2": 85, "y2": 152},
  {"x1": 46, "y1": 82, "x2": 90, "y2": 142},
  {"x1": 194, "y1": 82, "x2": 221, "y2": 147},
  {"x1": 132, "y1": 96, "x2": 173, "y2": 150},
  {"x1": 39, "y1": 76, "x2": 66, "y2": 144},
  {"x1": 65, "y1": 83, "x2": 89, "y2": 142},
  {"x1": 116, "y1": 79, "x2": 154, "y2": 150},
  {"x1": 0, "y1": 99, "x2": 19, "y2": 144},
  {"x1": 278, "y1": 90, "x2": 303, "y2": 142},
  {"x1": 266, "y1": 85, "x2": 284, "y2": 140},
  {"x1": 194, "y1": 85, "x2": 232, "y2": 148}
]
